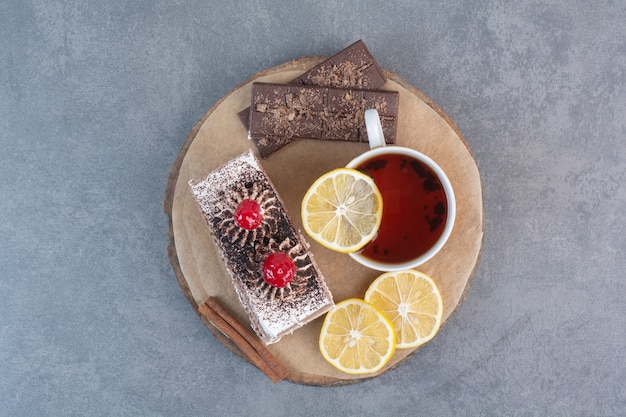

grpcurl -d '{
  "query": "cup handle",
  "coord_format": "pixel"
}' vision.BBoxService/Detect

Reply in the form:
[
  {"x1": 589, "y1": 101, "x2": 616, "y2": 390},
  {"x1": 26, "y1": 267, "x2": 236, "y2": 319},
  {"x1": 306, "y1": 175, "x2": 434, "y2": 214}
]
[{"x1": 365, "y1": 109, "x2": 386, "y2": 149}]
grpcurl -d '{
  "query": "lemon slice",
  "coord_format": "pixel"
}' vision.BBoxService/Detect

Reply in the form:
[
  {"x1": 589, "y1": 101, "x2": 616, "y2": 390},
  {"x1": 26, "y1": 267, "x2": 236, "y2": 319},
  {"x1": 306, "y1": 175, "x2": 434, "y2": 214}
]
[
  {"x1": 301, "y1": 168, "x2": 383, "y2": 253},
  {"x1": 319, "y1": 299, "x2": 396, "y2": 374},
  {"x1": 364, "y1": 270, "x2": 443, "y2": 349}
]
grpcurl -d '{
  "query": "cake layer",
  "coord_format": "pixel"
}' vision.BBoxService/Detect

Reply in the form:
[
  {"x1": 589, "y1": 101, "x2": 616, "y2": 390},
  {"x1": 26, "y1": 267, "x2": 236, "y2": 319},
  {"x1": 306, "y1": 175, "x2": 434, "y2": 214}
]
[{"x1": 189, "y1": 150, "x2": 334, "y2": 344}]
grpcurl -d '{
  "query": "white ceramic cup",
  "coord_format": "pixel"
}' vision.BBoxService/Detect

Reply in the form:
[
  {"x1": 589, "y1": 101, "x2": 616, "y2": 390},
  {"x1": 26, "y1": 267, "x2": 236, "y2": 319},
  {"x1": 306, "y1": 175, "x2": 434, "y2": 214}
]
[{"x1": 346, "y1": 109, "x2": 456, "y2": 271}]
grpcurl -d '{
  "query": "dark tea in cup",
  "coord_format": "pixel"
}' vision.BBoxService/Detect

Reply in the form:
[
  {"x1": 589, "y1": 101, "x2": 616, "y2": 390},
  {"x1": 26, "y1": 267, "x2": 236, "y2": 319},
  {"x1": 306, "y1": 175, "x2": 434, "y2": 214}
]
[
  {"x1": 345, "y1": 109, "x2": 455, "y2": 271},
  {"x1": 355, "y1": 152, "x2": 448, "y2": 264},
  {"x1": 346, "y1": 145, "x2": 455, "y2": 271}
]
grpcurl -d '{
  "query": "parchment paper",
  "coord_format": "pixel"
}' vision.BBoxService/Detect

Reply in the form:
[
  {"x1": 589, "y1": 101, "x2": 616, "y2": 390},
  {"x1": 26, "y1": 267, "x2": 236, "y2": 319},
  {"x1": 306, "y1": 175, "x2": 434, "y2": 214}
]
[{"x1": 166, "y1": 57, "x2": 484, "y2": 385}]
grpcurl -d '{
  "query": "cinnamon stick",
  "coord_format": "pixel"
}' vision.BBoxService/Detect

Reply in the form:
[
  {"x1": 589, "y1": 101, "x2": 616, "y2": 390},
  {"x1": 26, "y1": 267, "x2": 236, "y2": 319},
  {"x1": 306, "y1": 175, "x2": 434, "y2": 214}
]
[
  {"x1": 197, "y1": 303, "x2": 281, "y2": 382},
  {"x1": 205, "y1": 297, "x2": 289, "y2": 380},
  {"x1": 197, "y1": 298, "x2": 288, "y2": 382}
]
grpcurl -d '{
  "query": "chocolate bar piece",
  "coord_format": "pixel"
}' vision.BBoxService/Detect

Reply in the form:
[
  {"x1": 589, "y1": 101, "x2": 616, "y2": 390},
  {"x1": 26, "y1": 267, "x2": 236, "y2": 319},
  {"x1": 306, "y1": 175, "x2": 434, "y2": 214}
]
[
  {"x1": 189, "y1": 151, "x2": 334, "y2": 344},
  {"x1": 239, "y1": 40, "x2": 389, "y2": 156},
  {"x1": 249, "y1": 82, "x2": 398, "y2": 154},
  {"x1": 292, "y1": 39, "x2": 386, "y2": 88}
]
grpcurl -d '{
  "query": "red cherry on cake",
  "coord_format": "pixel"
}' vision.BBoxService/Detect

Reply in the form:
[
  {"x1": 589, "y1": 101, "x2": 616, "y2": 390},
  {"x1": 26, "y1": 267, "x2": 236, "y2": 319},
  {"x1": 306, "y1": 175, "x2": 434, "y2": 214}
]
[
  {"x1": 234, "y1": 199, "x2": 262, "y2": 230},
  {"x1": 263, "y1": 253, "x2": 296, "y2": 288}
]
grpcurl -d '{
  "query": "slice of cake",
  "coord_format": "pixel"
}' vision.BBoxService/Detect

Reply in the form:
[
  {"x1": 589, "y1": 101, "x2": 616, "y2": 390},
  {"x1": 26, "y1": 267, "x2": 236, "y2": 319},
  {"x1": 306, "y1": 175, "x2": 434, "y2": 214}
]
[{"x1": 189, "y1": 150, "x2": 334, "y2": 344}]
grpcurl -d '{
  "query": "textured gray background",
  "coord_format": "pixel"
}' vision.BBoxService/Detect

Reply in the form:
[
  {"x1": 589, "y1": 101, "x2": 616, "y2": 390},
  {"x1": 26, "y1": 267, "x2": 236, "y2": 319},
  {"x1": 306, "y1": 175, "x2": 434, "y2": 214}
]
[{"x1": 1, "y1": 0, "x2": 624, "y2": 416}]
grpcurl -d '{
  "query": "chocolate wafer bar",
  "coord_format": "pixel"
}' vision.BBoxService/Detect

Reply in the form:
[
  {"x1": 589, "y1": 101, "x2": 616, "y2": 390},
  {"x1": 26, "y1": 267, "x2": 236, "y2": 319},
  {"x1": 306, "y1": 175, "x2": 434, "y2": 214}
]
[
  {"x1": 239, "y1": 40, "x2": 386, "y2": 124},
  {"x1": 249, "y1": 82, "x2": 399, "y2": 155},
  {"x1": 239, "y1": 40, "x2": 389, "y2": 157},
  {"x1": 292, "y1": 39, "x2": 386, "y2": 88},
  {"x1": 189, "y1": 151, "x2": 334, "y2": 345}
]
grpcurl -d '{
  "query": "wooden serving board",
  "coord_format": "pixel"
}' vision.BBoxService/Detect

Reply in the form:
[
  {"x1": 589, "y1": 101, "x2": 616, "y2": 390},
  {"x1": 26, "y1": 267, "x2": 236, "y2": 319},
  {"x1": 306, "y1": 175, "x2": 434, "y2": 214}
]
[{"x1": 164, "y1": 57, "x2": 484, "y2": 385}]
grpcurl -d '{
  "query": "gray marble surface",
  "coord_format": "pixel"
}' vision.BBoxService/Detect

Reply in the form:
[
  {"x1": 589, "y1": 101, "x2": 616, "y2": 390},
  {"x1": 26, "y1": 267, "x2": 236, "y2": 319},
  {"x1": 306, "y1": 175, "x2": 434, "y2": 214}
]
[{"x1": 1, "y1": 1, "x2": 624, "y2": 416}]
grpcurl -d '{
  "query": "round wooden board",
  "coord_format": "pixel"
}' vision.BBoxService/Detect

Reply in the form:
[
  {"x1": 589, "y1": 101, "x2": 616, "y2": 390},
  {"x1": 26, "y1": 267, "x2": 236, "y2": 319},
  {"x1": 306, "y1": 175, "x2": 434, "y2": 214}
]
[{"x1": 164, "y1": 57, "x2": 484, "y2": 385}]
